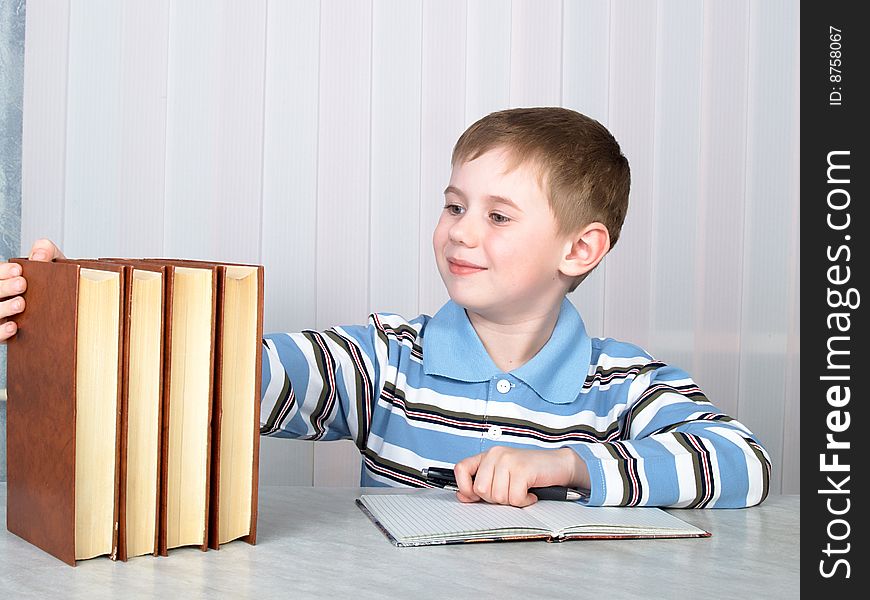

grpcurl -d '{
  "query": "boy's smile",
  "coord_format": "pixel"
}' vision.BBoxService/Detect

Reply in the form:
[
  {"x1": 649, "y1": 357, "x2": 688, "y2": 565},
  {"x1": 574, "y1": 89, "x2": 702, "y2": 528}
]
[
  {"x1": 446, "y1": 257, "x2": 486, "y2": 276},
  {"x1": 433, "y1": 147, "x2": 574, "y2": 324}
]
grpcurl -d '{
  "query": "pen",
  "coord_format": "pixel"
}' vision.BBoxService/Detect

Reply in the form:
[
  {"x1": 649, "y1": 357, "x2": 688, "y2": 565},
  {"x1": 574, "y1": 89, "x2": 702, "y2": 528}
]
[{"x1": 421, "y1": 466, "x2": 588, "y2": 502}]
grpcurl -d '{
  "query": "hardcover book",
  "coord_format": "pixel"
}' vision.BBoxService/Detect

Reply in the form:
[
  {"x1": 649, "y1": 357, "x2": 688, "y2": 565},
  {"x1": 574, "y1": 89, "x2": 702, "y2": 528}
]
[
  {"x1": 152, "y1": 260, "x2": 216, "y2": 555},
  {"x1": 6, "y1": 259, "x2": 126, "y2": 566},
  {"x1": 357, "y1": 490, "x2": 711, "y2": 547},
  {"x1": 118, "y1": 262, "x2": 166, "y2": 560}
]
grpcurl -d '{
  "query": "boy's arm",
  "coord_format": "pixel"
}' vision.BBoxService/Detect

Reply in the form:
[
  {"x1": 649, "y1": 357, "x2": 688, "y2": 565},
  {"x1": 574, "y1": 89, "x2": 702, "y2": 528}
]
[
  {"x1": 571, "y1": 362, "x2": 771, "y2": 508},
  {"x1": 259, "y1": 320, "x2": 383, "y2": 450}
]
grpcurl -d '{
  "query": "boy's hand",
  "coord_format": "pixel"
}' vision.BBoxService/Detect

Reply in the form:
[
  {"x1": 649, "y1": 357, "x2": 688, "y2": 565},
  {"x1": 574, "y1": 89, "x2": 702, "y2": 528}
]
[
  {"x1": 453, "y1": 446, "x2": 590, "y2": 508},
  {"x1": 0, "y1": 238, "x2": 65, "y2": 342}
]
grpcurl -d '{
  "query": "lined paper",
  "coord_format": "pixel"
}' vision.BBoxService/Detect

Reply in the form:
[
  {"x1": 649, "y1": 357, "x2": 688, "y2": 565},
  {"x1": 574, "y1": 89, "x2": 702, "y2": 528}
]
[
  {"x1": 524, "y1": 499, "x2": 707, "y2": 536},
  {"x1": 358, "y1": 491, "x2": 708, "y2": 545},
  {"x1": 360, "y1": 491, "x2": 550, "y2": 543}
]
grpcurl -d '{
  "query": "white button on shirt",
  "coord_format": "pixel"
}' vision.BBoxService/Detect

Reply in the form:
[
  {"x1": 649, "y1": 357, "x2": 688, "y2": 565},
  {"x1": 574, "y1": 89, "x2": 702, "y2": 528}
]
[
  {"x1": 496, "y1": 379, "x2": 511, "y2": 394},
  {"x1": 485, "y1": 425, "x2": 503, "y2": 440}
]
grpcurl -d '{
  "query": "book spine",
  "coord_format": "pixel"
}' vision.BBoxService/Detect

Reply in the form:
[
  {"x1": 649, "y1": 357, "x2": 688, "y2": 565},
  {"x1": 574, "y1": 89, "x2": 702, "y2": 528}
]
[{"x1": 115, "y1": 265, "x2": 133, "y2": 562}]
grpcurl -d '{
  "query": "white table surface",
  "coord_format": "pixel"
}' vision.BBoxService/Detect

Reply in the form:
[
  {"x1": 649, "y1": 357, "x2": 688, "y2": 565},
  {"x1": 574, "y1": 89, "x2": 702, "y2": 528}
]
[{"x1": 0, "y1": 484, "x2": 799, "y2": 599}]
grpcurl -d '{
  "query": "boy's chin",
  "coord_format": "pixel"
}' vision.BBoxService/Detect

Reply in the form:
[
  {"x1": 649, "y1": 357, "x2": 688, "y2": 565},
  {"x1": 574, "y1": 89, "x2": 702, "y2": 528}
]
[
  {"x1": 445, "y1": 292, "x2": 501, "y2": 319},
  {"x1": 444, "y1": 288, "x2": 482, "y2": 309}
]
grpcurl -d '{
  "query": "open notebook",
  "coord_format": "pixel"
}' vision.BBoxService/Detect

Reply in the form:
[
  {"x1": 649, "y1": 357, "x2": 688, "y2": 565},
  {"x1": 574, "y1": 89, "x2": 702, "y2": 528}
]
[{"x1": 356, "y1": 491, "x2": 710, "y2": 546}]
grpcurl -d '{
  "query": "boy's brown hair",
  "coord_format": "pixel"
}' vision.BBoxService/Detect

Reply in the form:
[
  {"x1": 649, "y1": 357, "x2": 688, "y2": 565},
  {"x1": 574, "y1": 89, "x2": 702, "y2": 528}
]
[{"x1": 451, "y1": 107, "x2": 630, "y2": 290}]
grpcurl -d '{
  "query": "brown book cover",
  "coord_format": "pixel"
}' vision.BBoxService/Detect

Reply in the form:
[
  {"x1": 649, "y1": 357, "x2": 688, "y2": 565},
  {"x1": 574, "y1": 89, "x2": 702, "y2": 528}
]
[
  {"x1": 145, "y1": 258, "x2": 263, "y2": 550},
  {"x1": 6, "y1": 258, "x2": 126, "y2": 566}
]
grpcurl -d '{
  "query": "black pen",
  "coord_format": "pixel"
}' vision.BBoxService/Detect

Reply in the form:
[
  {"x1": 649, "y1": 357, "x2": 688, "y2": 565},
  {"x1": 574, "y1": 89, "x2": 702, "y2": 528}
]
[{"x1": 421, "y1": 466, "x2": 588, "y2": 502}]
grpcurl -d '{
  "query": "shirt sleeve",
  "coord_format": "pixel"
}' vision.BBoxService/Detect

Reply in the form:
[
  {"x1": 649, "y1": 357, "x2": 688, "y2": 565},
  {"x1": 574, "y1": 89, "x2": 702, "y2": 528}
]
[
  {"x1": 570, "y1": 362, "x2": 772, "y2": 509},
  {"x1": 258, "y1": 319, "x2": 383, "y2": 450}
]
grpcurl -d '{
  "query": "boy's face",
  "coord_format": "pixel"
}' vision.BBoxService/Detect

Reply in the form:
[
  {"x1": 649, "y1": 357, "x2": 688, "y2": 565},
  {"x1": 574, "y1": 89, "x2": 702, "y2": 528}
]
[{"x1": 433, "y1": 147, "x2": 573, "y2": 322}]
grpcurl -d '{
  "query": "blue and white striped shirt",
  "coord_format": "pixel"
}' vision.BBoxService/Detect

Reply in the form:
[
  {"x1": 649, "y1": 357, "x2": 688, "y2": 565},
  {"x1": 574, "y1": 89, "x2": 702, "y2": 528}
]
[{"x1": 260, "y1": 298, "x2": 770, "y2": 508}]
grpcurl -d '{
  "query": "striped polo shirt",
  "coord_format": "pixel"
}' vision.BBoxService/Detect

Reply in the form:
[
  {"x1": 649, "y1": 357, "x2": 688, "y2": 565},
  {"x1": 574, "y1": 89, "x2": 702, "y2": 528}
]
[{"x1": 260, "y1": 298, "x2": 770, "y2": 508}]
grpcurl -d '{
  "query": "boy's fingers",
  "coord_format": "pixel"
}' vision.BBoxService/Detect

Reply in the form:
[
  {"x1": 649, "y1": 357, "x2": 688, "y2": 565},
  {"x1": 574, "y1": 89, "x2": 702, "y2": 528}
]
[
  {"x1": 488, "y1": 466, "x2": 514, "y2": 505},
  {"x1": 454, "y1": 491, "x2": 480, "y2": 503},
  {"x1": 28, "y1": 238, "x2": 64, "y2": 261},
  {"x1": 0, "y1": 277, "x2": 26, "y2": 300},
  {"x1": 0, "y1": 261, "x2": 22, "y2": 279},
  {"x1": 0, "y1": 296, "x2": 25, "y2": 318},
  {"x1": 453, "y1": 455, "x2": 482, "y2": 501},
  {"x1": 0, "y1": 319, "x2": 18, "y2": 342},
  {"x1": 484, "y1": 480, "x2": 502, "y2": 505},
  {"x1": 471, "y1": 456, "x2": 497, "y2": 502},
  {"x1": 509, "y1": 475, "x2": 537, "y2": 508}
]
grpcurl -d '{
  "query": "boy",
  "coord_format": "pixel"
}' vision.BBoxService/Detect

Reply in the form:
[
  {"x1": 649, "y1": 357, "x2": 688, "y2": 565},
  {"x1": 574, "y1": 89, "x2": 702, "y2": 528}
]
[{"x1": 0, "y1": 108, "x2": 770, "y2": 508}]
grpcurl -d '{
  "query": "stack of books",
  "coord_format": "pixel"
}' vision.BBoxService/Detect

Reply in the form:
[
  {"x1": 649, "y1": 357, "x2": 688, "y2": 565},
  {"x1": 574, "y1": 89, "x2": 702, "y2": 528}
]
[{"x1": 5, "y1": 257, "x2": 264, "y2": 566}]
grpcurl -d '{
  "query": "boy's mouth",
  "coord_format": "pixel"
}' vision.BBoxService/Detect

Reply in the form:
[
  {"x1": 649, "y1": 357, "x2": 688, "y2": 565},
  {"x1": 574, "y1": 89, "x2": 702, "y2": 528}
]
[{"x1": 447, "y1": 258, "x2": 486, "y2": 275}]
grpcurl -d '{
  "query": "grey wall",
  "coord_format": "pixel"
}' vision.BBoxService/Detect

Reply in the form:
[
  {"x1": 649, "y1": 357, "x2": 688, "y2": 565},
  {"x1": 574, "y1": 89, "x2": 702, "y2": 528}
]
[{"x1": 0, "y1": 0, "x2": 26, "y2": 480}]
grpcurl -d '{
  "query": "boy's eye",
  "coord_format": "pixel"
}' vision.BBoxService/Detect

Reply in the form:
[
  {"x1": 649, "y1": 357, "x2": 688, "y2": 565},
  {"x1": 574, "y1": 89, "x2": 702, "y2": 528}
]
[
  {"x1": 444, "y1": 203, "x2": 465, "y2": 216},
  {"x1": 489, "y1": 212, "x2": 511, "y2": 224}
]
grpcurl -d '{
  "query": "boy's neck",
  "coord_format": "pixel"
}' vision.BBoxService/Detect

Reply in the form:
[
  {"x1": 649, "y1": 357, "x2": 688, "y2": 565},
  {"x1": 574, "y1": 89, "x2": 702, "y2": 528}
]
[{"x1": 465, "y1": 301, "x2": 563, "y2": 373}]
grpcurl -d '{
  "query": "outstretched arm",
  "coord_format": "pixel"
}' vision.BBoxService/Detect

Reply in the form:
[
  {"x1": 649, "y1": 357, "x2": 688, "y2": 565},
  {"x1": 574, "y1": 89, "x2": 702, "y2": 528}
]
[
  {"x1": 570, "y1": 362, "x2": 771, "y2": 508},
  {"x1": 259, "y1": 320, "x2": 382, "y2": 450}
]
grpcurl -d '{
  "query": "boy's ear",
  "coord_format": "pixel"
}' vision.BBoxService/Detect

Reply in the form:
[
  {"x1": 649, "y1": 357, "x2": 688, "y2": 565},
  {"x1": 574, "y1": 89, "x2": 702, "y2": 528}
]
[{"x1": 559, "y1": 222, "x2": 611, "y2": 278}]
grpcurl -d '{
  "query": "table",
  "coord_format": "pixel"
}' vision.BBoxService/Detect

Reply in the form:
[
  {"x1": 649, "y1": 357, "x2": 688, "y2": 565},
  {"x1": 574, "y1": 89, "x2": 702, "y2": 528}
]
[{"x1": 0, "y1": 484, "x2": 799, "y2": 599}]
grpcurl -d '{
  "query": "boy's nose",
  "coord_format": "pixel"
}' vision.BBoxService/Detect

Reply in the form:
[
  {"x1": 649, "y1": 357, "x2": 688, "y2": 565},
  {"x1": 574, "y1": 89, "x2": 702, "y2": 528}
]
[{"x1": 448, "y1": 215, "x2": 478, "y2": 246}]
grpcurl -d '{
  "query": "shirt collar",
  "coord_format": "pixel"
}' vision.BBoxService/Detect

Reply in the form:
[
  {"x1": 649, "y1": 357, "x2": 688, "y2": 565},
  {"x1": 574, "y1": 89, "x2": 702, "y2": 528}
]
[{"x1": 422, "y1": 298, "x2": 591, "y2": 405}]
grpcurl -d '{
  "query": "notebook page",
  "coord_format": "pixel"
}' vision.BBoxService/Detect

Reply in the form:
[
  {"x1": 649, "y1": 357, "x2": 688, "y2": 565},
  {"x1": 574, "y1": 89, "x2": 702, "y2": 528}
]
[
  {"x1": 359, "y1": 491, "x2": 551, "y2": 542},
  {"x1": 523, "y1": 501, "x2": 707, "y2": 536}
]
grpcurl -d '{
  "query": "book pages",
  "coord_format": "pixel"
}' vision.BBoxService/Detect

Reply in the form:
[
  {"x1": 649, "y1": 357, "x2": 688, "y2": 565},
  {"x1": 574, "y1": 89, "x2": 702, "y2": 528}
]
[{"x1": 523, "y1": 498, "x2": 709, "y2": 537}]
